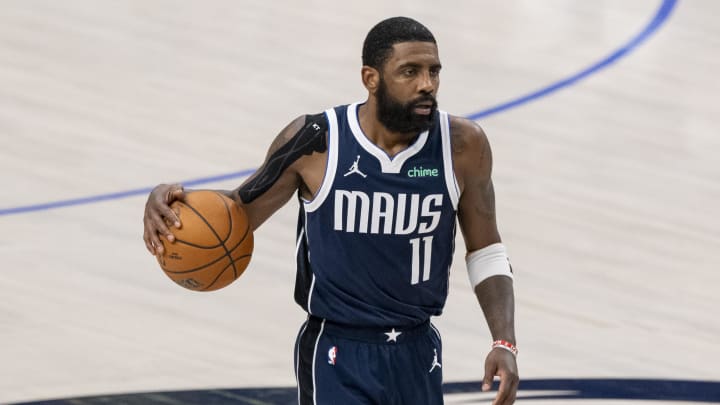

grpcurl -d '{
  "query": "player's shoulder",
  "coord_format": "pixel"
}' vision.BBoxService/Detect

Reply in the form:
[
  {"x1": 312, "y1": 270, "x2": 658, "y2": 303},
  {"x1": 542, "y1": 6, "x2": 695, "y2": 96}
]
[
  {"x1": 269, "y1": 112, "x2": 328, "y2": 154},
  {"x1": 281, "y1": 112, "x2": 327, "y2": 138},
  {"x1": 447, "y1": 114, "x2": 490, "y2": 157}
]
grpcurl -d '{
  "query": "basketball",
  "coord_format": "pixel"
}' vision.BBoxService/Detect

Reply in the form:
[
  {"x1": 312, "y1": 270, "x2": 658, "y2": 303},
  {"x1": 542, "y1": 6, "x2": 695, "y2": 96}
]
[{"x1": 156, "y1": 190, "x2": 253, "y2": 291}]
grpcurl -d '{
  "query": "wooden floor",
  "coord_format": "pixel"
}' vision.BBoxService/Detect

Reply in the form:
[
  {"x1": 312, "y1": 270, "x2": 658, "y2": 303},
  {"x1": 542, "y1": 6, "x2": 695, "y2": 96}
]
[{"x1": 1, "y1": 0, "x2": 719, "y2": 403}]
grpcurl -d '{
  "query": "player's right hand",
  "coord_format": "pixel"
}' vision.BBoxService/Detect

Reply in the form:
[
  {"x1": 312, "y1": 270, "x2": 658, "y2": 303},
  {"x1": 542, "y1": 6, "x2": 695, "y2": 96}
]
[{"x1": 143, "y1": 183, "x2": 186, "y2": 256}]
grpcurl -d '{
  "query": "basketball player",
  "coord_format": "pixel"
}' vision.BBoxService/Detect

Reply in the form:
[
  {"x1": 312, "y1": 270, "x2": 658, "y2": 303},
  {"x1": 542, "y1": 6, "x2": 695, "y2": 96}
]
[{"x1": 143, "y1": 17, "x2": 518, "y2": 404}]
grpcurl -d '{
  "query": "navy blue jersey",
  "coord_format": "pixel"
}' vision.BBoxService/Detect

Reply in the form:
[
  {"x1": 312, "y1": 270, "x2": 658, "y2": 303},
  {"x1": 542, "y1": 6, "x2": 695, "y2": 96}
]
[{"x1": 294, "y1": 103, "x2": 460, "y2": 327}]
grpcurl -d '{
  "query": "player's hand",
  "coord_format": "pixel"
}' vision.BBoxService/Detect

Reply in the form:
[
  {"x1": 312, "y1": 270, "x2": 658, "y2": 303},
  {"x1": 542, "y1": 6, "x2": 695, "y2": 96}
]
[
  {"x1": 143, "y1": 183, "x2": 186, "y2": 255},
  {"x1": 482, "y1": 348, "x2": 519, "y2": 404}
]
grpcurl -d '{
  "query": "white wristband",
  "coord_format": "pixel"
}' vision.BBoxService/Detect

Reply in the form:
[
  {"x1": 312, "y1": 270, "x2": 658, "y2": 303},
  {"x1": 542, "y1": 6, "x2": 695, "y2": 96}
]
[{"x1": 466, "y1": 243, "x2": 513, "y2": 288}]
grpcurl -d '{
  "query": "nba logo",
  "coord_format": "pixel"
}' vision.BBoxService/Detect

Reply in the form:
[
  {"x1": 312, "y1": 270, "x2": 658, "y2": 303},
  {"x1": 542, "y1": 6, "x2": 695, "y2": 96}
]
[{"x1": 327, "y1": 346, "x2": 337, "y2": 365}]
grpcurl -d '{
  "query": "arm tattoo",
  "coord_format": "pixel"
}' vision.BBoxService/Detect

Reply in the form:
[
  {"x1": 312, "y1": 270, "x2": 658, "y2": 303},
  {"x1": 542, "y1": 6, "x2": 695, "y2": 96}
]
[{"x1": 238, "y1": 113, "x2": 328, "y2": 204}]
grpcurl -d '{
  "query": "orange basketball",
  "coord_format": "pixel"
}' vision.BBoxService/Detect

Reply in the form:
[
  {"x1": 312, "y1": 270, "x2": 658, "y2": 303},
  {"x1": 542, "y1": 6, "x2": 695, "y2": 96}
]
[{"x1": 156, "y1": 190, "x2": 253, "y2": 291}]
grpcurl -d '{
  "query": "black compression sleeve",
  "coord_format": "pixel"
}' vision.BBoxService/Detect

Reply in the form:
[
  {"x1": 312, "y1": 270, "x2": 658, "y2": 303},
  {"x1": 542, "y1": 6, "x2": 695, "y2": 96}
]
[{"x1": 238, "y1": 113, "x2": 328, "y2": 204}]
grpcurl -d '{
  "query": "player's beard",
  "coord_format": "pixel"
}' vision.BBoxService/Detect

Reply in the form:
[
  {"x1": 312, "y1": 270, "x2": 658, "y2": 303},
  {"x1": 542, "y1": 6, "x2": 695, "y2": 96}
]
[{"x1": 376, "y1": 78, "x2": 437, "y2": 134}]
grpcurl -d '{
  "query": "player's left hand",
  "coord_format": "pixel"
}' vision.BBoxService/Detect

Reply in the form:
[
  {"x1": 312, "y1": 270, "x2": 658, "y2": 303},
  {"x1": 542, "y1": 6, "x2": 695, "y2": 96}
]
[{"x1": 482, "y1": 348, "x2": 519, "y2": 404}]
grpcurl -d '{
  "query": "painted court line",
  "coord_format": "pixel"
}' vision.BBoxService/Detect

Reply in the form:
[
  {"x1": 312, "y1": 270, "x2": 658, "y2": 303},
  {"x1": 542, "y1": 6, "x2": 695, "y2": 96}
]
[{"x1": 0, "y1": 0, "x2": 677, "y2": 217}]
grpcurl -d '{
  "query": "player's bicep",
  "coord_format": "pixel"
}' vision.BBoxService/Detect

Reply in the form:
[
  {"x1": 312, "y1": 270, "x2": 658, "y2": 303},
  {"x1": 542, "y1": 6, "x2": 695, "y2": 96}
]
[
  {"x1": 230, "y1": 114, "x2": 327, "y2": 230},
  {"x1": 457, "y1": 175, "x2": 501, "y2": 251},
  {"x1": 454, "y1": 119, "x2": 501, "y2": 251}
]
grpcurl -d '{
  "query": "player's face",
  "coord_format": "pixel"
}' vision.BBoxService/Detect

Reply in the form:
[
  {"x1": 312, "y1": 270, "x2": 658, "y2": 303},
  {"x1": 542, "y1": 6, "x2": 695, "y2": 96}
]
[{"x1": 376, "y1": 41, "x2": 441, "y2": 134}]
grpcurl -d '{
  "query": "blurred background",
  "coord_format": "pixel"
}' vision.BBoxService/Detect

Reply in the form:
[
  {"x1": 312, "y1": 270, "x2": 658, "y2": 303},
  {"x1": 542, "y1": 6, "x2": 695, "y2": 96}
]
[{"x1": 1, "y1": 0, "x2": 718, "y2": 403}]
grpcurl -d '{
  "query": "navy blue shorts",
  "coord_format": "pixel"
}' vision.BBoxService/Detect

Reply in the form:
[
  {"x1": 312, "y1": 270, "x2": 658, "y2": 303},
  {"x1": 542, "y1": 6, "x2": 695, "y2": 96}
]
[{"x1": 294, "y1": 315, "x2": 444, "y2": 405}]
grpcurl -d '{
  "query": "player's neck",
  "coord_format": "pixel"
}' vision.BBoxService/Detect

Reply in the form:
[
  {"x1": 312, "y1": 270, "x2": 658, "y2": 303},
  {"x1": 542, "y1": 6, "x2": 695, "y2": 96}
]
[{"x1": 357, "y1": 102, "x2": 418, "y2": 157}]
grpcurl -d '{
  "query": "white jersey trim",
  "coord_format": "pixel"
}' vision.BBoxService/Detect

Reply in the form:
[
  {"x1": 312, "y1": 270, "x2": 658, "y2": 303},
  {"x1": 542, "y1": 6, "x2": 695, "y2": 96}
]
[
  {"x1": 430, "y1": 322, "x2": 442, "y2": 341},
  {"x1": 303, "y1": 108, "x2": 339, "y2": 213},
  {"x1": 439, "y1": 111, "x2": 460, "y2": 210},
  {"x1": 303, "y1": 208, "x2": 316, "y2": 315},
  {"x1": 295, "y1": 228, "x2": 305, "y2": 258},
  {"x1": 347, "y1": 102, "x2": 429, "y2": 174},
  {"x1": 312, "y1": 319, "x2": 326, "y2": 405},
  {"x1": 295, "y1": 322, "x2": 308, "y2": 405}
]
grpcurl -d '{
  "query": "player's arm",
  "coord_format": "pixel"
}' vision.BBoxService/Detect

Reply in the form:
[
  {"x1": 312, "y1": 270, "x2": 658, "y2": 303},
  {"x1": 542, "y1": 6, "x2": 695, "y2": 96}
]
[
  {"x1": 452, "y1": 116, "x2": 519, "y2": 405},
  {"x1": 143, "y1": 114, "x2": 325, "y2": 255},
  {"x1": 223, "y1": 115, "x2": 315, "y2": 230}
]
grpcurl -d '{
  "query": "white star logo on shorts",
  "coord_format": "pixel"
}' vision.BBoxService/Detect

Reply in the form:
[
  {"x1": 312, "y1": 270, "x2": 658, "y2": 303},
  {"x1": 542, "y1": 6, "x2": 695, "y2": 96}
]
[{"x1": 384, "y1": 328, "x2": 402, "y2": 343}]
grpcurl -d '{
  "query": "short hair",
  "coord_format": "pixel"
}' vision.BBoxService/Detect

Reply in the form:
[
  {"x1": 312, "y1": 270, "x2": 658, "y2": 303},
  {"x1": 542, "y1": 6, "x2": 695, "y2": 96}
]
[{"x1": 362, "y1": 17, "x2": 436, "y2": 70}]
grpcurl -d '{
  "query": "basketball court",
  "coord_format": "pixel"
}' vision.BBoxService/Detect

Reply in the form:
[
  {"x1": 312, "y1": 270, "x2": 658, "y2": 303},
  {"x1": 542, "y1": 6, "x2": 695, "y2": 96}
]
[{"x1": 1, "y1": 0, "x2": 719, "y2": 403}]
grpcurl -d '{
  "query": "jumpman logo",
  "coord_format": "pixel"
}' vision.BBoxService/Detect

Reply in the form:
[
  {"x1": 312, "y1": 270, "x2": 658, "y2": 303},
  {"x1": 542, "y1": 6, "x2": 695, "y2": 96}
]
[
  {"x1": 429, "y1": 348, "x2": 442, "y2": 373},
  {"x1": 344, "y1": 155, "x2": 367, "y2": 178}
]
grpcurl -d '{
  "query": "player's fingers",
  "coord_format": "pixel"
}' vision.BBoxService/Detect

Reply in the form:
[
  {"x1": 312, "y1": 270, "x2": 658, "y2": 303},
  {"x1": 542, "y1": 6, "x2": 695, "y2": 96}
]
[
  {"x1": 150, "y1": 189, "x2": 180, "y2": 230},
  {"x1": 493, "y1": 377, "x2": 509, "y2": 405},
  {"x1": 170, "y1": 184, "x2": 186, "y2": 203},
  {"x1": 147, "y1": 184, "x2": 181, "y2": 228},
  {"x1": 161, "y1": 187, "x2": 183, "y2": 228},
  {"x1": 143, "y1": 214, "x2": 167, "y2": 254},
  {"x1": 493, "y1": 369, "x2": 519, "y2": 405},
  {"x1": 508, "y1": 370, "x2": 520, "y2": 404},
  {"x1": 149, "y1": 231, "x2": 165, "y2": 255},
  {"x1": 143, "y1": 228, "x2": 155, "y2": 255},
  {"x1": 158, "y1": 202, "x2": 181, "y2": 230},
  {"x1": 508, "y1": 388, "x2": 518, "y2": 405},
  {"x1": 150, "y1": 211, "x2": 175, "y2": 244},
  {"x1": 142, "y1": 212, "x2": 158, "y2": 254},
  {"x1": 482, "y1": 360, "x2": 495, "y2": 392}
]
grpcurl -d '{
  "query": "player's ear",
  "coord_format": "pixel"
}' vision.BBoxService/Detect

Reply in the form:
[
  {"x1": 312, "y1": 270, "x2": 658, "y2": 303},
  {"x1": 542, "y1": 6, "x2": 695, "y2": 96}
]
[{"x1": 362, "y1": 66, "x2": 380, "y2": 93}]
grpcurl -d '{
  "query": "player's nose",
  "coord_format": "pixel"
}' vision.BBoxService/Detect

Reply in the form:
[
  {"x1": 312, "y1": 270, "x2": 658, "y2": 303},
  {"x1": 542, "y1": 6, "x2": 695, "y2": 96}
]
[{"x1": 417, "y1": 71, "x2": 435, "y2": 94}]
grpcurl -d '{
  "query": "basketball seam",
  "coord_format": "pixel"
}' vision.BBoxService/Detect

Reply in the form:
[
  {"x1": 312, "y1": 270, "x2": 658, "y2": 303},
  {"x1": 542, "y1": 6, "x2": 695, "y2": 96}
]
[
  {"x1": 203, "y1": 215, "x2": 252, "y2": 290},
  {"x1": 211, "y1": 192, "x2": 253, "y2": 286},
  {"x1": 202, "y1": 223, "x2": 253, "y2": 290},
  {"x1": 203, "y1": 254, "x2": 252, "y2": 291},
  {"x1": 182, "y1": 194, "x2": 236, "y2": 277},
  {"x1": 216, "y1": 192, "x2": 234, "y2": 243},
  {"x1": 218, "y1": 193, "x2": 238, "y2": 281},
  {"x1": 162, "y1": 233, "x2": 252, "y2": 274},
  {"x1": 171, "y1": 239, "x2": 223, "y2": 249},
  {"x1": 178, "y1": 192, "x2": 243, "y2": 289}
]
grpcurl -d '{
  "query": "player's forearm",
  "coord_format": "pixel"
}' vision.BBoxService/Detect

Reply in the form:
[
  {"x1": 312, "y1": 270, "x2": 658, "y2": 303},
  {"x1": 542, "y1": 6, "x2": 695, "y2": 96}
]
[{"x1": 474, "y1": 275, "x2": 516, "y2": 344}]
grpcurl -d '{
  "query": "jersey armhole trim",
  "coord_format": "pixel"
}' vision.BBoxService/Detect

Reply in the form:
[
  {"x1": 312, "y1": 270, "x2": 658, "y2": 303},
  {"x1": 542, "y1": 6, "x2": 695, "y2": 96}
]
[
  {"x1": 440, "y1": 111, "x2": 460, "y2": 210},
  {"x1": 303, "y1": 108, "x2": 339, "y2": 212}
]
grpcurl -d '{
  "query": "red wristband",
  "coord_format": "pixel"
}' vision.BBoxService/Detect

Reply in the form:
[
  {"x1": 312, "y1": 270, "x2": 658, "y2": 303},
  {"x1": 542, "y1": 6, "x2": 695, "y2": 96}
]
[{"x1": 492, "y1": 339, "x2": 518, "y2": 356}]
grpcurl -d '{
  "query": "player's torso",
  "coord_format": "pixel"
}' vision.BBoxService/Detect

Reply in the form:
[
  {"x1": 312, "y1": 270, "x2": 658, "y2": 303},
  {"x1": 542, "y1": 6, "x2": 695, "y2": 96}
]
[{"x1": 294, "y1": 103, "x2": 460, "y2": 327}]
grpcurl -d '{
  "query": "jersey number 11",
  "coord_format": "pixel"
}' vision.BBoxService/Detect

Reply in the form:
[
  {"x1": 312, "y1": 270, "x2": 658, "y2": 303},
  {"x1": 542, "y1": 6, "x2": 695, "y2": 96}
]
[{"x1": 409, "y1": 236, "x2": 433, "y2": 285}]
